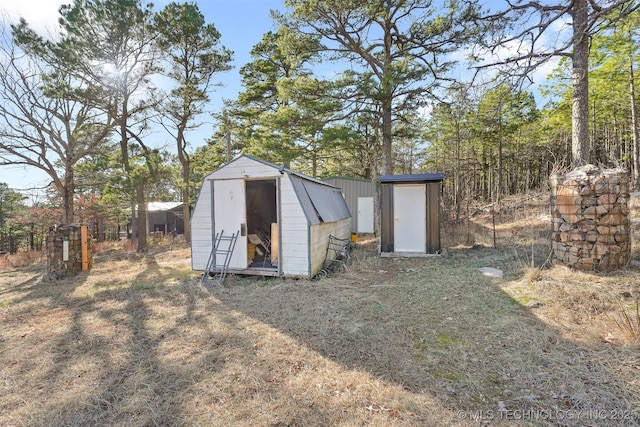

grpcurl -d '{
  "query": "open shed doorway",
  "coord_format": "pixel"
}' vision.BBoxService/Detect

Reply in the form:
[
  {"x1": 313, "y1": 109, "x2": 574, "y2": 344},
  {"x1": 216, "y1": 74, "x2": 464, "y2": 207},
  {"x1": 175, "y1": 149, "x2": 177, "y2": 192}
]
[{"x1": 245, "y1": 179, "x2": 278, "y2": 270}]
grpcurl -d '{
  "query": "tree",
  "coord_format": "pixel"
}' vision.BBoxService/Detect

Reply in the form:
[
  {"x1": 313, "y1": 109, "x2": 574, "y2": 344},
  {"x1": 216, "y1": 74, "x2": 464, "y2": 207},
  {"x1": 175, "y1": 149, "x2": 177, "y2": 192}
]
[
  {"x1": 480, "y1": 0, "x2": 640, "y2": 167},
  {"x1": 1, "y1": 19, "x2": 114, "y2": 225},
  {"x1": 473, "y1": 83, "x2": 538, "y2": 201},
  {"x1": 188, "y1": 138, "x2": 228, "y2": 199},
  {"x1": 154, "y1": 1, "x2": 233, "y2": 243},
  {"x1": 590, "y1": 12, "x2": 640, "y2": 188},
  {"x1": 229, "y1": 28, "x2": 328, "y2": 169},
  {"x1": 279, "y1": 0, "x2": 484, "y2": 175},
  {"x1": 0, "y1": 183, "x2": 27, "y2": 254},
  {"x1": 279, "y1": 71, "x2": 347, "y2": 177},
  {"x1": 424, "y1": 83, "x2": 476, "y2": 217},
  {"x1": 393, "y1": 113, "x2": 428, "y2": 174},
  {"x1": 51, "y1": 0, "x2": 161, "y2": 252}
]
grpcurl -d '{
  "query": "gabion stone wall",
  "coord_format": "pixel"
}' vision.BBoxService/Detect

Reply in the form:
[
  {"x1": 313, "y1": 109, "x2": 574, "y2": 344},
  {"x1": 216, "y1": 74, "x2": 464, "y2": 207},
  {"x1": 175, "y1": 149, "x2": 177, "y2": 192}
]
[
  {"x1": 46, "y1": 224, "x2": 93, "y2": 280},
  {"x1": 550, "y1": 165, "x2": 631, "y2": 271}
]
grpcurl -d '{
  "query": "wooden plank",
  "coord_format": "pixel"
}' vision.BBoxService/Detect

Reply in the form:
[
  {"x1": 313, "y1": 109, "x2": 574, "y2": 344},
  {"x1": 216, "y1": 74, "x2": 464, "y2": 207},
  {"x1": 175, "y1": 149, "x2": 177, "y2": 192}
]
[
  {"x1": 81, "y1": 225, "x2": 89, "y2": 271},
  {"x1": 309, "y1": 219, "x2": 351, "y2": 277},
  {"x1": 271, "y1": 223, "x2": 279, "y2": 264}
]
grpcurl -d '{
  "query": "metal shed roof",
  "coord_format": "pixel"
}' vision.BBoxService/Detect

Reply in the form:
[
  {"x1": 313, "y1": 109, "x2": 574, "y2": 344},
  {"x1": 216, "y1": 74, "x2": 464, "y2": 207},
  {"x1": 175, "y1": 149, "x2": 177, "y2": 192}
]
[
  {"x1": 226, "y1": 155, "x2": 351, "y2": 225},
  {"x1": 290, "y1": 175, "x2": 351, "y2": 225},
  {"x1": 147, "y1": 202, "x2": 183, "y2": 212},
  {"x1": 379, "y1": 173, "x2": 445, "y2": 183}
]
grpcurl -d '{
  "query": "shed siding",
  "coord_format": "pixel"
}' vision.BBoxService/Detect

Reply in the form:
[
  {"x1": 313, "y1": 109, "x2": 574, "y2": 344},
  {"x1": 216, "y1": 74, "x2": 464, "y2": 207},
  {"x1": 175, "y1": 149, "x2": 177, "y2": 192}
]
[
  {"x1": 191, "y1": 155, "x2": 353, "y2": 278},
  {"x1": 191, "y1": 179, "x2": 213, "y2": 270},
  {"x1": 380, "y1": 183, "x2": 394, "y2": 252},
  {"x1": 208, "y1": 156, "x2": 281, "y2": 181},
  {"x1": 279, "y1": 174, "x2": 311, "y2": 276},
  {"x1": 309, "y1": 218, "x2": 352, "y2": 277},
  {"x1": 426, "y1": 181, "x2": 441, "y2": 253}
]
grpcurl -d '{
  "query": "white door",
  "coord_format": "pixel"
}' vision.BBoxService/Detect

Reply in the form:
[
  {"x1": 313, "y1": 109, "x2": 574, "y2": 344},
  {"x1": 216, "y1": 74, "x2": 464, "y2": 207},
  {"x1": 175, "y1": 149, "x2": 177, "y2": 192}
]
[
  {"x1": 394, "y1": 184, "x2": 425, "y2": 252},
  {"x1": 213, "y1": 179, "x2": 247, "y2": 269},
  {"x1": 357, "y1": 196, "x2": 374, "y2": 233}
]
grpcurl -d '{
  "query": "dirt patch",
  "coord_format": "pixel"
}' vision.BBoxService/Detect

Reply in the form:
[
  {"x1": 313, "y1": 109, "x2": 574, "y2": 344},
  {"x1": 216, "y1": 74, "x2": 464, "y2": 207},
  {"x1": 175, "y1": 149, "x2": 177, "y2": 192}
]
[{"x1": 1, "y1": 201, "x2": 639, "y2": 426}]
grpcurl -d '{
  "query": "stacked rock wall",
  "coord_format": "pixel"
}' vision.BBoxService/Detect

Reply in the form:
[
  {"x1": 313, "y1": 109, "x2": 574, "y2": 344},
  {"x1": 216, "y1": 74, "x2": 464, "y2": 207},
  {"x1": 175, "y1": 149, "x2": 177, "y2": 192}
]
[
  {"x1": 46, "y1": 224, "x2": 93, "y2": 280},
  {"x1": 550, "y1": 165, "x2": 631, "y2": 271}
]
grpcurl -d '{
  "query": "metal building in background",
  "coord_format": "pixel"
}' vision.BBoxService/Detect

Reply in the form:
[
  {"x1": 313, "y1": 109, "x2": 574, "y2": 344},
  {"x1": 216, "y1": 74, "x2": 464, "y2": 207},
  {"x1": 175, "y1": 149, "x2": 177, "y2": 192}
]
[{"x1": 324, "y1": 177, "x2": 375, "y2": 234}]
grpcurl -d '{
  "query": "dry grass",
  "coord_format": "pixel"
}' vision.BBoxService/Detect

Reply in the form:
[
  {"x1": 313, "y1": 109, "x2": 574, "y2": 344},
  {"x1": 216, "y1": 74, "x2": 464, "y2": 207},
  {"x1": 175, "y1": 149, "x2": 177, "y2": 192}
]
[
  {"x1": 1, "y1": 198, "x2": 640, "y2": 426},
  {"x1": 0, "y1": 250, "x2": 45, "y2": 270}
]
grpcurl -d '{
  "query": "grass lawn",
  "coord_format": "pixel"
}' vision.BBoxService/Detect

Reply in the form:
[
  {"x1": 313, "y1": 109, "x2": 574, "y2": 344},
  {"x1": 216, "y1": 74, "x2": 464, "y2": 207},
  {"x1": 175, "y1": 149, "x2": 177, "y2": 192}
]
[{"x1": 1, "y1": 195, "x2": 639, "y2": 426}]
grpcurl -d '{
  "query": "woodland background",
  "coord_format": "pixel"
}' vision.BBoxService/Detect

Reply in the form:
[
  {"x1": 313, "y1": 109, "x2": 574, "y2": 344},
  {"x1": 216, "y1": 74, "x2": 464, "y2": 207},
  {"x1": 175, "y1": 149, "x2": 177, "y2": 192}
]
[{"x1": 1, "y1": 0, "x2": 639, "y2": 253}]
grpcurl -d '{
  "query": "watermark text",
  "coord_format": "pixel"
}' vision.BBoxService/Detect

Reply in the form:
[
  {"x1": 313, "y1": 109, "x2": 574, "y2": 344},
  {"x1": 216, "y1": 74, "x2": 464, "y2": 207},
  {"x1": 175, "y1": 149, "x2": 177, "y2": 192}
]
[{"x1": 455, "y1": 408, "x2": 638, "y2": 422}]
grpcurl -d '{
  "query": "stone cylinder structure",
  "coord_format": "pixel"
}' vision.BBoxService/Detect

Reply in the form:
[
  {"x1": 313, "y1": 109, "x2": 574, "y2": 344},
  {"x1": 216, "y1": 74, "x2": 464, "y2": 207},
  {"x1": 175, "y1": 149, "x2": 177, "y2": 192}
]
[
  {"x1": 550, "y1": 165, "x2": 631, "y2": 271},
  {"x1": 46, "y1": 224, "x2": 93, "y2": 280}
]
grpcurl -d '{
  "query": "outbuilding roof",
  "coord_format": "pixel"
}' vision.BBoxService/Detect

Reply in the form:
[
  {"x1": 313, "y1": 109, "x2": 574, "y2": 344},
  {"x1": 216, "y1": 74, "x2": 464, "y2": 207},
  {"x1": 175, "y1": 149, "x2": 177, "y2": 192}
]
[
  {"x1": 147, "y1": 202, "x2": 183, "y2": 212},
  {"x1": 289, "y1": 175, "x2": 351, "y2": 224},
  {"x1": 224, "y1": 155, "x2": 351, "y2": 225},
  {"x1": 379, "y1": 173, "x2": 445, "y2": 183}
]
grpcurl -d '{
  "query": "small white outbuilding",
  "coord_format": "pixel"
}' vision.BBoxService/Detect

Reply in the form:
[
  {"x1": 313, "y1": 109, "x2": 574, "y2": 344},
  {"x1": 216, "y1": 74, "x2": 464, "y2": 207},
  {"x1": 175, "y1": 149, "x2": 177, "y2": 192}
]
[{"x1": 191, "y1": 155, "x2": 352, "y2": 279}]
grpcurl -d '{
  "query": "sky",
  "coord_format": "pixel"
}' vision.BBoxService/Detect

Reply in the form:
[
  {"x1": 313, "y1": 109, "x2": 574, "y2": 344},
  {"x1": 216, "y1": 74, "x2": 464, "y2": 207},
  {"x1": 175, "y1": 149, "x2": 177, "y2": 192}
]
[
  {"x1": 0, "y1": 0, "x2": 283, "y2": 103},
  {"x1": 0, "y1": 0, "x2": 559, "y2": 200},
  {"x1": 0, "y1": 0, "x2": 284, "y2": 197}
]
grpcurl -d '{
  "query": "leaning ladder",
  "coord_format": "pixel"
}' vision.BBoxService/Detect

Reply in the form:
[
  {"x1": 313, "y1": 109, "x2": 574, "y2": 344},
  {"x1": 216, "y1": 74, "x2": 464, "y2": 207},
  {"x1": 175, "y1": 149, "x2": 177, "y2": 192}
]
[{"x1": 201, "y1": 230, "x2": 239, "y2": 286}]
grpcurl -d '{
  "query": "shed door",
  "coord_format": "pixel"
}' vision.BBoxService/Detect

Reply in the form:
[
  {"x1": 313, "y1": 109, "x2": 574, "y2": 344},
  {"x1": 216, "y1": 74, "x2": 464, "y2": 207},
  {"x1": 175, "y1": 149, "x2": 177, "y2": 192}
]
[
  {"x1": 394, "y1": 184, "x2": 426, "y2": 252},
  {"x1": 357, "y1": 196, "x2": 374, "y2": 233},
  {"x1": 213, "y1": 179, "x2": 248, "y2": 269}
]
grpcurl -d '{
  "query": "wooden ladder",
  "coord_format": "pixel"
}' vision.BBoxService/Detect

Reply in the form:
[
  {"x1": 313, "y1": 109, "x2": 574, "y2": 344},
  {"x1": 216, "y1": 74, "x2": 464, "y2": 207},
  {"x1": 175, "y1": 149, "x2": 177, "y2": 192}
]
[{"x1": 201, "y1": 230, "x2": 239, "y2": 286}]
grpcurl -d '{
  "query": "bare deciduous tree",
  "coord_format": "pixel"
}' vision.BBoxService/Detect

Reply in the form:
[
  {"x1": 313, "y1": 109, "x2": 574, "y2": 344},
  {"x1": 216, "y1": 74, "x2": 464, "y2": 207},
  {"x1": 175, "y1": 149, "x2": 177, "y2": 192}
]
[{"x1": 0, "y1": 21, "x2": 113, "y2": 224}]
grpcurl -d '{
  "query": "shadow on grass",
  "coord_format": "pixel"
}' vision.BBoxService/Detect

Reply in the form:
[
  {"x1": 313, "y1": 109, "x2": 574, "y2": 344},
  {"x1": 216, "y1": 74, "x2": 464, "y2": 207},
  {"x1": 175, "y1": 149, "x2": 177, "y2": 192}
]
[
  {"x1": 0, "y1": 253, "x2": 343, "y2": 426},
  {"x1": 2, "y1": 239, "x2": 639, "y2": 426},
  {"x1": 211, "y1": 242, "x2": 640, "y2": 426}
]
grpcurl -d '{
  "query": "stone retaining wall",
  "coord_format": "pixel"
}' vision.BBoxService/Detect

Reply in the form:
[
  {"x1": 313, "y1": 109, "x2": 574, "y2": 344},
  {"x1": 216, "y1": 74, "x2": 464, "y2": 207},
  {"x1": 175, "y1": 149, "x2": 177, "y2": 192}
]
[{"x1": 550, "y1": 165, "x2": 631, "y2": 271}]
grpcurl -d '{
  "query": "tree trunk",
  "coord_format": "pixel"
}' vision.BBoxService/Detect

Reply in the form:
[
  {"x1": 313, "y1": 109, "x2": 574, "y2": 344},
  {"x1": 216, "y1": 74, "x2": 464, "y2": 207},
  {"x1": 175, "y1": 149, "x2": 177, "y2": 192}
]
[
  {"x1": 312, "y1": 140, "x2": 318, "y2": 177},
  {"x1": 181, "y1": 166, "x2": 191, "y2": 243},
  {"x1": 175, "y1": 124, "x2": 192, "y2": 243},
  {"x1": 630, "y1": 59, "x2": 640, "y2": 190},
  {"x1": 130, "y1": 200, "x2": 137, "y2": 246},
  {"x1": 382, "y1": 97, "x2": 393, "y2": 175},
  {"x1": 63, "y1": 167, "x2": 75, "y2": 225},
  {"x1": 571, "y1": 0, "x2": 590, "y2": 167},
  {"x1": 136, "y1": 181, "x2": 148, "y2": 252},
  {"x1": 497, "y1": 104, "x2": 503, "y2": 203},
  {"x1": 454, "y1": 116, "x2": 461, "y2": 221},
  {"x1": 182, "y1": 185, "x2": 191, "y2": 242},
  {"x1": 591, "y1": 95, "x2": 597, "y2": 161}
]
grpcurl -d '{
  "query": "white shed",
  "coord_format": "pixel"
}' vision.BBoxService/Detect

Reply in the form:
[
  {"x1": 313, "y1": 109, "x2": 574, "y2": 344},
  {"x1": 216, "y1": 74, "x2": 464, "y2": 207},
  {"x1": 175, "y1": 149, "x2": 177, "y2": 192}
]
[{"x1": 191, "y1": 155, "x2": 352, "y2": 279}]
